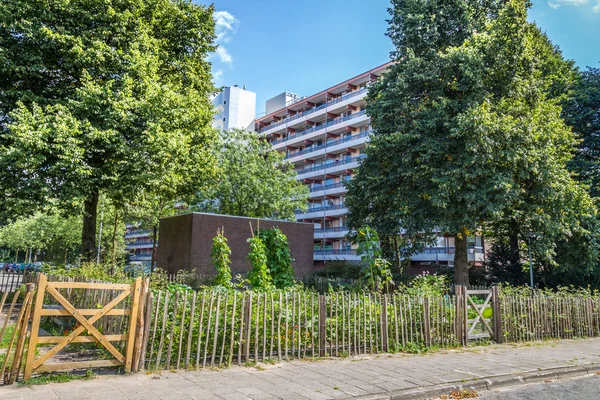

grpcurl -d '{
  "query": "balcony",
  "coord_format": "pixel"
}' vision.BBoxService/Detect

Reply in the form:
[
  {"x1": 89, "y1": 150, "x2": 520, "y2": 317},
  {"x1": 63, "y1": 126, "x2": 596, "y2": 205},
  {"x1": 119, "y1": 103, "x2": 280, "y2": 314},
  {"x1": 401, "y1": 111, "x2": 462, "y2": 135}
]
[
  {"x1": 286, "y1": 131, "x2": 370, "y2": 163},
  {"x1": 308, "y1": 181, "x2": 349, "y2": 198},
  {"x1": 130, "y1": 255, "x2": 152, "y2": 261},
  {"x1": 126, "y1": 241, "x2": 155, "y2": 249},
  {"x1": 410, "y1": 246, "x2": 485, "y2": 263},
  {"x1": 314, "y1": 226, "x2": 350, "y2": 239},
  {"x1": 297, "y1": 154, "x2": 366, "y2": 179},
  {"x1": 124, "y1": 229, "x2": 152, "y2": 239},
  {"x1": 295, "y1": 204, "x2": 347, "y2": 220},
  {"x1": 313, "y1": 249, "x2": 360, "y2": 261},
  {"x1": 274, "y1": 110, "x2": 368, "y2": 150},
  {"x1": 259, "y1": 88, "x2": 368, "y2": 134}
]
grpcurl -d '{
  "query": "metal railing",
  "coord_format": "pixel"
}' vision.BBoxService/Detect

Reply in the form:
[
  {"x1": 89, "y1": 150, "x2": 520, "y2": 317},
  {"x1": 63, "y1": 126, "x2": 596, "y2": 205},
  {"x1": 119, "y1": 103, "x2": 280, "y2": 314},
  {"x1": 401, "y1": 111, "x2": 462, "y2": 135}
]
[
  {"x1": 314, "y1": 226, "x2": 349, "y2": 234},
  {"x1": 309, "y1": 181, "x2": 348, "y2": 192},
  {"x1": 296, "y1": 203, "x2": 346, "y2": 215},
  {"x1": 124, "y1": 229, "x2": 152, "y2": 238},
  {"x1": 313, "y1": 249, "x2": 357, "y2": 256},
  {"x1": 296, "y1": 154, "x2": 366, "y2": 175},
  {"x1": 275, "y1": 110, "x2": 368, "y2": 147},
  {"x1": 287, "y1": 131, "x2": 370, "y2": 160},
  {"x1": 259, "y1": 88, "x2": 368, "y2": 134}
]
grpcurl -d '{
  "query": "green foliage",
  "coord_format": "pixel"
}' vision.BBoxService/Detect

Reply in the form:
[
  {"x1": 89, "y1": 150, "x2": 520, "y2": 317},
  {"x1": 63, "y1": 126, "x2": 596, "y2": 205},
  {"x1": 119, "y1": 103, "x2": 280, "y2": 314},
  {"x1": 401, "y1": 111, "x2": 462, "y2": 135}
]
[
  {"x1": 353, "y1": 226, "x2": 392, "y2": 291},
  {"x1": 564, "y1": 67, "x2": 600, "y2": 197},
  {"x1": 211, "y1": 228, "x2": 233, "y2": 287},
  {"x1": 396, "y1": 274, "x2": 449, "y2": 297},
  {"x1": 0, "y1": 0, "x2": 219, "y2": 258},
  {"x1": 348, "y1": 0, "x2": 595, "y2": 285},
  {"x1": 192, "y1": 129, "x2": 309, "y2": 220},
  {"x1": 312, "y1": 261, "x2": 362, "y2": 279},
  {"x1": 20, "y1": 370, "x2": 96, "y2": 386},
  {"x1": 247, "y1": 235, "x2": 272, "y2": 290},
  {"x1": 258, "y1": 227, "x2": 295, "y2": 289},
  {"x1": 0, "y1": 212, "x2": 81, "y2": 263}
]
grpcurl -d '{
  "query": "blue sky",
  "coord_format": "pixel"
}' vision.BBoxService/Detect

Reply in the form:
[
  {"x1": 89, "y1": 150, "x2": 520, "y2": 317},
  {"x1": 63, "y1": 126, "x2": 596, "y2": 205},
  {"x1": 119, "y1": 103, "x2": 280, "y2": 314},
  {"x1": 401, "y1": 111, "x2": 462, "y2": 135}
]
[{"x1": 209, "y1": 0, "x2": 600, "y2": 115}]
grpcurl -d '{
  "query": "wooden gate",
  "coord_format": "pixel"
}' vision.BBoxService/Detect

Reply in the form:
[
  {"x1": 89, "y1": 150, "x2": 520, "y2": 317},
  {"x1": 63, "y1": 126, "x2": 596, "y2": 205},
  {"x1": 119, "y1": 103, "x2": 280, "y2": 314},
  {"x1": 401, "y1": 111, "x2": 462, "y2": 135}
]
[
  {"x1": 455, "y1": 285, "x2": 502, "y2": 344},
  {"x1": 24, "y1": 275, "x2": 144, "y2": 379}
]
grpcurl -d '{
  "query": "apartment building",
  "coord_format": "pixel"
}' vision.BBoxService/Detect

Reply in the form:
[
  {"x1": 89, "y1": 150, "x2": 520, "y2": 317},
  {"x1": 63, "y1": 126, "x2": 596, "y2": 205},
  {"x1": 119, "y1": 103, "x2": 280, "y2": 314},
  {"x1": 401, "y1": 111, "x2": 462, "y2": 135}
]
[
  {"x1": 124, "y1": 224, "x2": 153, "y2": 264},
  {"x1": 212, "y1": 85, "x2": 257, "y2": 131},
  {"x1": 255, "y1": 63, "x2": 484, "y2": 269}
]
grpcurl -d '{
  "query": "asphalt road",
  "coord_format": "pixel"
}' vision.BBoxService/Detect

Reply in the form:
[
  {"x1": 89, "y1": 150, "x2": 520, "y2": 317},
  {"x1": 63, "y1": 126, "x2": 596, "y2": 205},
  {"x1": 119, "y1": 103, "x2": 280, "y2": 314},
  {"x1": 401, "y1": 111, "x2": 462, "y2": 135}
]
[{"x1": 478, "y1": 374, "x2": 600, "y2": 399}]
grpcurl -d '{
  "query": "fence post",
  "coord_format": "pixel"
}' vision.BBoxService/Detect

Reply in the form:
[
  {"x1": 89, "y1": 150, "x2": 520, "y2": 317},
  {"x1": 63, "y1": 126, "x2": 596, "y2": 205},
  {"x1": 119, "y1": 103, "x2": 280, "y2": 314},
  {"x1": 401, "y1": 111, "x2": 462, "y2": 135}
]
[
  {"x1": 24, "y1": 274, "x2": 47, "y2": 380},
  {"x1": 423, "y1": 296, "x2": 431, "y2": 347},
  {"x1": 318, "y1": 295, "x2": 326, "y2": 357},
  {"x1": 492, "y1": 285, "x2": 502, "y2": 344},
  {"x1": 382, "y1": 295, "x2": 388, "y2": 352},
  {"x1": 243, "y1": 293, "x2": 252, "y2": 362}
]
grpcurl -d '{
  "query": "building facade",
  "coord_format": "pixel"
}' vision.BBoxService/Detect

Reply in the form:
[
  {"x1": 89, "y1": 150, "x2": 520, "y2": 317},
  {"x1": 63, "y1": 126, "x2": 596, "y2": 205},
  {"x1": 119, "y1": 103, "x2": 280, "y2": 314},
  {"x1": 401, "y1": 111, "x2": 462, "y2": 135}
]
[
  {"x1": 212, "y1": 85, "x2": 257, "y2": 131},
  {"x1": 124, "y1": 224, "x2": 154, "y2": 264},
  {"x1": 255, "y1": 63, "x2": 484, "y2": 269}
]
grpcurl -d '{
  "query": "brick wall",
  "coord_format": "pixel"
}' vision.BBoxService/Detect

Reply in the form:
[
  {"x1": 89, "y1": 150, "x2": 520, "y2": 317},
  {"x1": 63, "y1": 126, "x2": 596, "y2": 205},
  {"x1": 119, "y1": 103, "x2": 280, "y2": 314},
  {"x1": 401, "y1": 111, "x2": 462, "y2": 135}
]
[{"x1": 157, "y1": 212, "x2": 315, "y2": 276}]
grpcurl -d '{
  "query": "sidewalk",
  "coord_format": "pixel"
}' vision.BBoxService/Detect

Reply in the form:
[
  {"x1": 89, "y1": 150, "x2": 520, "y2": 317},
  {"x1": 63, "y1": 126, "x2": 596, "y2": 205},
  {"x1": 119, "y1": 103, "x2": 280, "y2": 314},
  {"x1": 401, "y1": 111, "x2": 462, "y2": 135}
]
[{"x1": 2, "y1": 339, "x2": 600, "y2": 400}]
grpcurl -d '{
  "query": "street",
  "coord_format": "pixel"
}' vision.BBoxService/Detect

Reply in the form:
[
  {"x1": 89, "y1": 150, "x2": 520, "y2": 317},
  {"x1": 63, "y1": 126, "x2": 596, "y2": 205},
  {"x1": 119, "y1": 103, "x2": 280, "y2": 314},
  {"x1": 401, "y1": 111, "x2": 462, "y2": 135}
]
[{"x1": 479, "y1": 374, "x2": 600, "y2": 399}]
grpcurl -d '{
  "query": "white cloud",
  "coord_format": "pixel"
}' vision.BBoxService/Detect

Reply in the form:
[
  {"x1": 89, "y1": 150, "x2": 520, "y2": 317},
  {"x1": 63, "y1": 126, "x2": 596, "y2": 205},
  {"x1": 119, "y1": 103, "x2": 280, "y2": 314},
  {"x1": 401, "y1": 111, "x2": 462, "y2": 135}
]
[
  {"x1": 548, "y1": 2, "x2": 560, "y2": 8},
  {"x1": 214, "y1": 11, "x2": 240, "y2": 42},
  {"x1": 594, "y1": 0, "x2": 600, "y2": 12},
  {"x1": 211, "y1": 10, "x2": 239, "y2": 80},
  {"x1": 215, "y1": 46, "x2": 233, "y2": 65}
]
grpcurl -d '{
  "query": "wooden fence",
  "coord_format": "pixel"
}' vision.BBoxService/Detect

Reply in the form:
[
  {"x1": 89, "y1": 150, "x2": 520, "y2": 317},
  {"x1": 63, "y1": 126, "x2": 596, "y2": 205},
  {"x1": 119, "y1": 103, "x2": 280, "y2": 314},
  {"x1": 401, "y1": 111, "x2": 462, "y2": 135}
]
[
  {"x1": 0, "y1": 271, "x2": 37, "y2": 294},
  {"x1": 5, "y1": 275, "x2": 600, "y2": 381},
  {"x1": 500, "y1": 294, "x2": 600, "y2": 342},
  {"x1": 141, "y1": 290, "x2": 462, "y2": 369}
]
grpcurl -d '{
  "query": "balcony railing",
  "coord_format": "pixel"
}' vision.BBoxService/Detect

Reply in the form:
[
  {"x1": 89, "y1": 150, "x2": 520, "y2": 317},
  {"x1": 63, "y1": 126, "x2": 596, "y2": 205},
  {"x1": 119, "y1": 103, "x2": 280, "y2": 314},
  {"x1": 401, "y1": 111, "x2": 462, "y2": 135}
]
[
  {"x1": 314, "y1": 226, "x2": 349, "y2": 234},
  {"x1": 416, "y1": 246, "x2": 484, "y2": 254},
  {"x1": 309, "y1": 181, "x2": 348, "y2": 192},
  {"x1": 258, "y1": 88, "x2": 368, "y2": 133},
  {"x1": 130, "y1": 255, "x2": 152, "y2": 261},
  {"x1": 286, "y1": 131, "x2": 370, "y2": 160},
  {"x1": 296, "y1": 203, "x2": 346, "y2": 214},
  {"x1": 274, "y1": 110, "x2": 368, "y2": 147},
  {"x1": 314, "y1": 249, "x2": 357, "y2": 256},
  {"x1": 296, "y1": 154, "x2": 366, "y2": 176},
  {"x1": 124, "y1": 229, "x2": 152, "y2": 238}
]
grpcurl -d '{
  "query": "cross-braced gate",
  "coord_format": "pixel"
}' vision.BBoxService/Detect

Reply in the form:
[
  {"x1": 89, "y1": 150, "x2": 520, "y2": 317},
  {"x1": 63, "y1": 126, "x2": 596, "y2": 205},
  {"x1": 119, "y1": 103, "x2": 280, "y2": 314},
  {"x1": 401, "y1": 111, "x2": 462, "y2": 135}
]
[{"x1": 24, "y1": 274, "x2": 143, "y2": 379}]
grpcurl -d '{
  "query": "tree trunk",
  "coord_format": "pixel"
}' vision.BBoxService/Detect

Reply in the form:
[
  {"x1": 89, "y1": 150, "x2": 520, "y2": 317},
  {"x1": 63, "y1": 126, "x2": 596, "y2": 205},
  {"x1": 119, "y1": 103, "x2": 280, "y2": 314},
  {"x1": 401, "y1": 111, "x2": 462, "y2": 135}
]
[
  {"x1": 14, "y1": 249, "x2": 18, "y2": 263},
  {"x1": 111, "y1": 211, "x2": 119, "y2": 274},
  {"x1": 33, "y1": 250, "x2": 37, "y2": 264},
  {"x1": 24, "y1": 248, "x2": 29, "y2": 264},
  {"x1": 453, "y1": 230, "x2": 470, "y2": 285},
  {"x1": 151, "y1": 225, "x2": 158, "y2": 274},
  {"x1": 81, "y1": 189, "x2": 99, "y2": 262}
]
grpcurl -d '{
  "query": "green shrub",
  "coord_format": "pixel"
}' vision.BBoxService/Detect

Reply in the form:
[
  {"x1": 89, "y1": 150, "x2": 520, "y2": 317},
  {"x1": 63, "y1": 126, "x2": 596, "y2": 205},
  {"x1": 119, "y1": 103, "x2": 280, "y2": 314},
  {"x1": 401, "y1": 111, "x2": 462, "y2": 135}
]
[
  {"x1": 211, "y1": 227, "x2": 232, "y2": 287},
  {"x1": 258, "y1": 227, "x2": 295, "y2": 289},
  {"x1": 247, "y1": 235, "x2": 272, "y2": 290}
]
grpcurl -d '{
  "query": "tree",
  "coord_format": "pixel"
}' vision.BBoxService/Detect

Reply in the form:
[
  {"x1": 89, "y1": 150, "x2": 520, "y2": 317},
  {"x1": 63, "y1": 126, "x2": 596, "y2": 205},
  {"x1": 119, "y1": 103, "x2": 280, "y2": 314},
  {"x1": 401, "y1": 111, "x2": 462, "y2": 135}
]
[
  {"x1": 258, "y1": 227, "x2": 295, "y2": 289},
  {"x1": 349, "y1": 0, "x2": 595, "y2": 284},
  {"x1": 563, "y1": 67, "x2": 600, "y2": 197},
  {"x1": 0, "y1": 213, "x2": 82, "y2": 264},
  {"x1": 193, "y1": 129, "x2": 309, "y2": 220},
  {"x1": 0, "y1": 0, "x2": 219, "y2": 260},
  {"x1": 211, "y1": 227, "x2": 233, "y2": 287}
]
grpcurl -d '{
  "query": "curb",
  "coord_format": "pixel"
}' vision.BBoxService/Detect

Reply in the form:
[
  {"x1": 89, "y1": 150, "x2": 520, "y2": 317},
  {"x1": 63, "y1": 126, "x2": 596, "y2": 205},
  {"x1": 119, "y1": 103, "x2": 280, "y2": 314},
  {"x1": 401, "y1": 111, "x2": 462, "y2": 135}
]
[{"x1": 352, "y1": 365, "x2": 597, "y2": 400}]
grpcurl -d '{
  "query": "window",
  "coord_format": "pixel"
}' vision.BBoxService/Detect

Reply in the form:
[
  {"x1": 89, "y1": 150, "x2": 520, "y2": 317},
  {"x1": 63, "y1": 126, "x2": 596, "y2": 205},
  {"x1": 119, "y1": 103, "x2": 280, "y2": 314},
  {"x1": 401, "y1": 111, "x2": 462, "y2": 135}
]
[
  {"x1": 222, "y1": 117, "x2": 226, "y2": 122},
  {"x1": 223, "y1": 100, "x2": 227, "y2": 105}
]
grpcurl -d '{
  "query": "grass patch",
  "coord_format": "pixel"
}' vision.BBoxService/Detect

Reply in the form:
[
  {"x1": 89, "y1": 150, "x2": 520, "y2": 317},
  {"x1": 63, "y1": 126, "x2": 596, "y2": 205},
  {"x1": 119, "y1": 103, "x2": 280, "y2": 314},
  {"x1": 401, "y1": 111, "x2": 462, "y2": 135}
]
[
  {"x1": 0, "y1": 325, "x2": 16, "y2": 348},
  {"x1": 19, "y1": 370, "x2": 96, "y2": 386}
]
